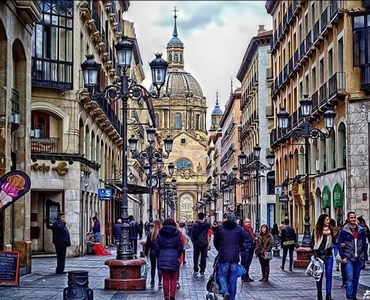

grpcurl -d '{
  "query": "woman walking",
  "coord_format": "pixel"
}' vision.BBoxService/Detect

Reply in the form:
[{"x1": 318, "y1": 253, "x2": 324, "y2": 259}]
[
  {"x1": 145, "y1": 219, "x2": 163, "y2": 288},
  {"x1": 154, "y1": 218, "x2": 183, "y2": 300},
  {"x1": 311, "y1": 214, "x2": 335, "y2": 300},
  {"x1": 255, "y1": 224, "x2": 274, "y2": 282},
  {"x1": 280, "y1": 218, "x2": 296, "y2": 271}
]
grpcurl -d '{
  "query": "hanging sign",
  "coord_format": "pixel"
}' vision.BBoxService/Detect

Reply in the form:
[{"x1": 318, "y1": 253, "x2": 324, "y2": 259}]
[
  {"x1": 98, "y1": 188, "x2": 112, "y2": 201},
  {"x1": 0, "y1": 170, "x2": 31, "y2": 213}
]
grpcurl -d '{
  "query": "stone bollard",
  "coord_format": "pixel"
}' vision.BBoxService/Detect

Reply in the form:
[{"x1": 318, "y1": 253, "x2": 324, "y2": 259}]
[{"x1": 63, "y1": 270, "x2": 94, "y2": 300}]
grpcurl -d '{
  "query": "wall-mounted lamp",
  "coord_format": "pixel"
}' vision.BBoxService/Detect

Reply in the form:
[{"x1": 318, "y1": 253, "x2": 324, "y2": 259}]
[
  {"x1": 51, "y1": 157, "x2": 56, "y2": 164},
  {"x1": 30, "y1": 129, "x2": 41, "y2": 138},
  {"x1": 68, "y1": 158, "x2": 73, "y2": 165},
  {"x1": 31, "y1": 155, "x2": 37, "y2": 163},
  {"x1": 8, "y1": 113, "x2": 20, "y2": 124}
]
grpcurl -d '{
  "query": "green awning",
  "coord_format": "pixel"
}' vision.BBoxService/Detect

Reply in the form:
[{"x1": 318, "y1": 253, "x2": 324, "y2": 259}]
[
  {"x1": 322, "y1": 186, "x2": 331, "y2": 208},
  {"x1": 333, "y1": 184, "x2": 344, "y2": 208}
]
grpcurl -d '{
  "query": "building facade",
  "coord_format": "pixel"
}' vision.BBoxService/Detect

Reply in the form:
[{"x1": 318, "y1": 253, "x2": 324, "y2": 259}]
[{"x1": 237, "y1": 25, "x2": 276, "y2": 229}]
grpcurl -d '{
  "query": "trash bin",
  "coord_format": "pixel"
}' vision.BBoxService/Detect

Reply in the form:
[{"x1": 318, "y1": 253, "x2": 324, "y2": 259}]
[{"x1": 63, "y1": 270, "x2": 93, "y2": 300}]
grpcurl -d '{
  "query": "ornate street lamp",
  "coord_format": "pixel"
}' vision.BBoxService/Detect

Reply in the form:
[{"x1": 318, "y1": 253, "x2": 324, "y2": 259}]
[
  {"x1": 277, "y1": 95, "x2": 335, "y2": 247},
  {"x1": 81, "y1": 36, "x2": 168, "y2": 260}
]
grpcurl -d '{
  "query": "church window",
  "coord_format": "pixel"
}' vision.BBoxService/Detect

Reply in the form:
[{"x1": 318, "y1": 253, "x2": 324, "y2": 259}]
[
  {"x1": 174, "y1": 53, "x2": 178, "y2": 61},
  {"x1": 168, "y1": 53, "x2": 172, "y2": 62},
  {"x1": 181, "y1": 138, "x2": 186, "y2": 145},
  {"x1": 175, "y1": 113, "x2": 181, "y2": 129},
  {"x1": 176, "y1": 158, "x2": 192, "y2": 171},
  {"x1": 155, "y1": 113, "x2": 159, "y2": 128},
  {"x1": 195, "y1": 114, "x2": 200, "y2": 130},
  {"x1": 180, "y1": 54, "x2": 183, "y2": 62}
]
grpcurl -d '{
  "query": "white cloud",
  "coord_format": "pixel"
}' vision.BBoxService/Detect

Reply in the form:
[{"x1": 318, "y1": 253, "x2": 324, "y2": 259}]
[{"x1": 125, "y1": 1, "x2": 272, "y2": 127}]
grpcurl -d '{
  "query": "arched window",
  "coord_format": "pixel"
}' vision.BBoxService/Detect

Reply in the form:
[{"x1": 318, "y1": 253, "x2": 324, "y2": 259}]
[
  {"x1": 174, "y1": 53, "x2": 178, "y2": 61},
  {"x1": 155, "y1": 113, "x2": 159, "y2": 128},
  {"x1": 175, "y1": 113, "x2": 181, "y2": 129},
  {"x1": 168, "y1": 53, "x2": 172, "y2": 62}
]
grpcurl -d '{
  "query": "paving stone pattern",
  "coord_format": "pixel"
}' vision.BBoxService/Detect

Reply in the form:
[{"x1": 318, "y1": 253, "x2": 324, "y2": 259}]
[{"x1": 0, "y1": 239, "x2": 369, "y2": 300}]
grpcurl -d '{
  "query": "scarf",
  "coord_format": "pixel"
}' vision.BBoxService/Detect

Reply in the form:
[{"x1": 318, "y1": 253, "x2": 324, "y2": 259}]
[
  {"x1": 313, "y1": 226, "x2": 332, "y2": 250},
  {"x1": 245, "y1": 225, "x2": 255, "y2": 240}
]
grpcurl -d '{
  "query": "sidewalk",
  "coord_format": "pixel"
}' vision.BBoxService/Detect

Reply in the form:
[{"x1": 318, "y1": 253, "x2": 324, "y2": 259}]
[{"x1": 0, "y1": 241, "x2": 369, "y2": 299}]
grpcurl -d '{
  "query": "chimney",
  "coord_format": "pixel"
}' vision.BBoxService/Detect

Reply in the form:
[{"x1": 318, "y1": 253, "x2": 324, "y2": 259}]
[{"x1": 258, "y1": 25, "x2": 265, "y2": 34}]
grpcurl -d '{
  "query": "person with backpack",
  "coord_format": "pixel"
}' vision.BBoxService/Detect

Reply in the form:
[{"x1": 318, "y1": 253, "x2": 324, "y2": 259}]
[
  {"x1": 280, "y1": 218, "x2": 296, "y2": 271},
  {"x1": 128, "y1": 215, "x2": 140, "y2": 256},
  {"x1": 191, "y1": 212, "x2": 211, "y2": 277}
]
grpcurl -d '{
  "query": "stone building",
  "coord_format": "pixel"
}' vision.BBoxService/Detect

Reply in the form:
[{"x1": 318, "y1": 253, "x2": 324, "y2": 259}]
[
  {"x1": 265, "y1": 0, "x2": 370, "y2": 229},
  {"x1": 237, "y1": 25, "x2": 276, "y2": 229},
  {"x1": 27, "y1": 0, "x2": 154, "y2": 259},
  {"x1": 0, "y1": 1, "x2": 41, "y2": 271},
  {"x1": 151, "y1": 12, "x2": 208, "y2": 221}
]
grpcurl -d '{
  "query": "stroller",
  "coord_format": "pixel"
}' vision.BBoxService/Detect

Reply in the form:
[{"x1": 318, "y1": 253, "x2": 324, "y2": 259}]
[{"x1": 205, "y1": 256, "x2": 222, "y2": 300}]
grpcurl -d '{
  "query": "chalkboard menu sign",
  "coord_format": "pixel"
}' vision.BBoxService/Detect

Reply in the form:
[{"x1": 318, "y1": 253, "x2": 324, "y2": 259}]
[{"x1": 0, "y1": 251, "x2": 20, "y2": 286}]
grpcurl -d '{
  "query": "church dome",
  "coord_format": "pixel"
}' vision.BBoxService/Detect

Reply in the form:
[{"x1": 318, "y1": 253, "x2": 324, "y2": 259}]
[
  {"x1": 161, "y1": 69, "x2": 204, "y2": 99},
  {"x1": 212, "y1": 94, "x2": 223, "y2": 116},
  {"x1": 167, "y1": 36, "x2": 183, "y2": 47}
]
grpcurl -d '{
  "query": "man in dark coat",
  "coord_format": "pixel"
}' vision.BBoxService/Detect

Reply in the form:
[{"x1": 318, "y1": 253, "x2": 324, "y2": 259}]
[
  {"x1": 191, "y1": 212, "x2": 210, "y2": 276},
  {"x1": 50, "y1": 212, "x2": 71, "y2": 274},
  {"x1": 214, "y1": 213, "x2": 244, "y2": 300},
  {"x1": 241, "y1": 218, "x2": 256, "y2": 282},
  {"x1": 129, "y1": 215, "x2": 140, "y2": 256},
  {"x1": 113, "y1": 218, "x2": 122, "y2": 250}
]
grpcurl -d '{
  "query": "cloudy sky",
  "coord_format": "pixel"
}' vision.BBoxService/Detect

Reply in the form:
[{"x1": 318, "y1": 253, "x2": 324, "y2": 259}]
[{"x1": 125, "y1": 1, "x2": 272, "y2": 127}]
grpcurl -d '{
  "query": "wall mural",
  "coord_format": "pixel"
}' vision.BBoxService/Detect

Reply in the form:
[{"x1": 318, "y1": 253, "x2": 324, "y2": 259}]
[{"x1": 179, "y1": 193, "x2": 194, "y2": 221}]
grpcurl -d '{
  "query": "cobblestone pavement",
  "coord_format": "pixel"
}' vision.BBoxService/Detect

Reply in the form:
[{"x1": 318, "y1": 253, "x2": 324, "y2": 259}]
[{"x1": 0, "y1": 240, "x2": 369, "y2": 300}]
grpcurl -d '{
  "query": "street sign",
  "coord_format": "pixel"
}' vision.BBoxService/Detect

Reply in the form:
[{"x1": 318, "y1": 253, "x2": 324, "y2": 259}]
[{"x1": 98, "y1": 188, "x2": 112, "y2": 201}]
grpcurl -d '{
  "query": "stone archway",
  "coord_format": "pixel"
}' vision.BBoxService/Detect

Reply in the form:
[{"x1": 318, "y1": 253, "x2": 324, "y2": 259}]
[{"x1": 179, "y1": 193, "x2": 194, "y2": 221}]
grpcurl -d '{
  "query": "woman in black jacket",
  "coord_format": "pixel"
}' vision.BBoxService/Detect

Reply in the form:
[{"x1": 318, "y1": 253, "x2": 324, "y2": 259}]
[
  {"x1": 145, "y1": 219, "x2": 162, "y2": 288},
  {"x1": 280, "y1": 218, "x2": 296, "y2": 271},
  {"x1": 154, "y1": 218, "x2": 183, "y2": 300}
]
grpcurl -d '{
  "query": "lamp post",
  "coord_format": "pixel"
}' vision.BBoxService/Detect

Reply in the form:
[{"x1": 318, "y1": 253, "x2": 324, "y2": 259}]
[
  {"x1": 128, "y1": 128, "x2": 173, "y2": 224},
  {"x1": 277, "y1": 95, "x2": 335, "y2": 247},
  {"x1": 238, "y1": 147, "x2": 275, "y2": 234},
  {"x1": 81, "y1": 36, "x2": 168, "y2": 260}
]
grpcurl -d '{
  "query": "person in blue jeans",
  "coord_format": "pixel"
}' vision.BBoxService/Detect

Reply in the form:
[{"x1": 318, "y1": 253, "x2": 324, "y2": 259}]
[
  {"x1": 311, "y1": 214, "x2": 336, "y2": 300},
  {"x1": 214, "y1": 213, "x2": 244, "y2": 300},
  {"x1": 338, "y1": 211, "x2": 367, "y2": 300}
]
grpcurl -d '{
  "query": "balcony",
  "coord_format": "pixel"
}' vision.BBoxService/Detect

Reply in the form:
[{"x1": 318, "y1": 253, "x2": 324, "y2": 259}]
[
  {"x1": 305, "y1": 30, "x2": 313, "y2": 54},
  {"x1": 320, "y1": 7, "x2": 329, "y2": 36},
  {"x1": 319, "y1": 82, "x2": 328, "y2": 109},
  {"x1": 360, "y1": 65, "x2": 370, "y2": 93},
  {"x1": 329, "y1": 0, "x2": 345, "y2": 24},
  {"x1": 311, "y1": 90, "x2": 320, "y2": 116},
  {"x1": 299, "y1": 40, "x2": 306, "y2": 61},
  {"x1": 328, "y1": 72, "x2": 346, "y2": 102},
  {"x1": 31, "y1": 138, "x2": 60, "y2": 153}
]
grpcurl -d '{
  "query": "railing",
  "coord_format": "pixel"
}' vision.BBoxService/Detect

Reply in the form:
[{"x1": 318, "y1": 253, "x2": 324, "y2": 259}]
[
  {"x1": 96, "y1": 95, "x2": 122, "y2": 136},
  {"x1": 319, "y1": 82, "x2": 328, "y2": 107},
  {"x1": 293, "y1": 49, "x2": 299, "y2": 66},
  {"x1": 328, "y1": 72, "x2": 346, "y2": 99},
  {"x1": 299, "y1": 40, "x2": 305, "y2": 59},
  {"x1": 321, "y1": 7, "x2": 329, "y2": 32},
  {"x1": 305, "y1": 30, "x2": 312, "y2": 53},
  {"x1": 312, "y1": 90, "x2": 319, "y2": 113},
  {"x1": 31, "y1": 138, "x2": 60, "y2": 153},
  {"x1": 313, "y1": 19, "x2": 320, "y2": 43},
  {"x1": 360, "y1": 65, "x2": 370, "y2": 91}
]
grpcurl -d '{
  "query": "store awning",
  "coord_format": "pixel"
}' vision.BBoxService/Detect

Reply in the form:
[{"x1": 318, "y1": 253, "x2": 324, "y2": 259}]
[
  {"x1": 322, "y1": 186, "x2": 331, "y2": 208},
  {"x1": 105, "y1": 179, "x2": 150, "y2": 194},
  {"x1": 333, "y1": 183, "x2": 344, "y2": 208}
]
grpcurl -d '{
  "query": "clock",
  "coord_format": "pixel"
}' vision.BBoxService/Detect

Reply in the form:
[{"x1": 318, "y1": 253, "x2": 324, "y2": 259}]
[
  {"x1": 146, "y1": 177, "x2": 158, "y2": 188},
  {"x1": 176, "y1": 158, "x2": 192, "y2": 171}
]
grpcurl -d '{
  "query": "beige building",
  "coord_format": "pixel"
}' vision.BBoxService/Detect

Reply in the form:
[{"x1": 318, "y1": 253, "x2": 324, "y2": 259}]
[
  {"x1": 0, "y1": 1, "x2": 41, "y2": 271},
  {"x1": 151, "y1": 12, "x2": 208, "y2": 221},
  {"x1": 266, "y1": 0, "x2": 370, "y2": 230}
]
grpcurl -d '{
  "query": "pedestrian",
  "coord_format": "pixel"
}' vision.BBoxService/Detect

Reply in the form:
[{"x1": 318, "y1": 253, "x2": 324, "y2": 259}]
[
  {"x1": 139, "y1": 220, "x2": 144, "y2": 240},
  {"x1": 145, "y1": 221, "x2": 150, "y2": 236},
  {"x1": 280, "y1": 218, "x2": 296, "y2": 271},
  {"x1": 357, "y1": 216, "x2": 370, "y2": 267},
  {"x1": 214, "y1": 212, "x2": 244, "y2": 300},
  {"x1": 255, "y1": 224, "x2": 274, "y2": 282},
  {"x1": 178, "y1": 222, "x2": 190, "y2": 265},
  {"x1": 338, "y1": 211, "x2": 367, "y2": 300},
  {"x1": 154, "y1": 218, "x2": 183, "y2": 300},
  {"x1": 176, "y1": 221, "x2": 186, "y2": 289},
  {"x1": 271, "y1": 222, "x2": 279, "y2": 237},
  {"x1": 49, "y1": 212, "x2": 71, "y2": 274},
  {"x1": 191, "y1": 212, "x2": 210, "y2": 277},
  {"x1": 113, "y1": 218, "x2": 122, "y2": 250},
  {"x1": 240, "y1": 218, "x2": 256, "y2": 282},
  {"x1": 128, "y1": 215, "x2": 140, "y2": 256},
  {"x1": 311, "y1": 213, "x2": 335, "y2": 300},
  {"x1": 330, "y1": 218, "x2": 340, "y2": 271},
  {"x1": 145, "y1": 219, "x2": 163, "y2": 289},
  {"x1": 92, "y1": 216, "x2": 101, "y2": 242}
]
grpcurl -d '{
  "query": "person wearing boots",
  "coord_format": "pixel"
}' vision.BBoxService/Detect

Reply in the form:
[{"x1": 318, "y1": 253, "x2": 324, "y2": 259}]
[
  {"x1": 280, "y1": 218, "x2": 296, "y2": 271},
  {"x1": 241, "y1": 218, "x2": 256, "y2": 282},
  {"x1": 255, "y1": 224, "x2": 273, "y2": 282},
  {"x1": 311, "y1": 213, "x2": 336, "y2": 300}
]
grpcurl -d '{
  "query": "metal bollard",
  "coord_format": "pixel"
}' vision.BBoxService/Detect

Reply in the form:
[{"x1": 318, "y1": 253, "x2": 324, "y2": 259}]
[{"x1": 63, "y1": 270, "x2": 94, "y2": 300}]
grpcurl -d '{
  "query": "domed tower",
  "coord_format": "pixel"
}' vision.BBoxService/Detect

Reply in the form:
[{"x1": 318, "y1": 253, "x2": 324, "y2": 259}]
[
  {"x1": 211, "y1": 92, "x2": 223, "y2": 130},
  {"x1": 151, "y1": 9, "x2": 208, "y2": 222}
]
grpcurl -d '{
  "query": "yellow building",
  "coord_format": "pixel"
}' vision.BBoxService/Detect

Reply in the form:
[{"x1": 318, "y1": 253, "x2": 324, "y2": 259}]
[{"x1": 266, "y1": 0, "x2": 370, "y2": 231}]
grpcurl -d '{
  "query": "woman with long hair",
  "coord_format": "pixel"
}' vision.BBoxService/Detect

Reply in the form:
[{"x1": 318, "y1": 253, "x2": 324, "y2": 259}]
[
  {"x1": 311, "y1": 214, "x2": 335, "y2": 300},
  {"x1": 254, "y1": 224, "x2": 274, "y2": 282},
  {"x1": 144, "y1": 219, "x2": 163, "y2": 288},
  {"x1": 154, "y1": 218, "x2": 183, "y2": 300}
]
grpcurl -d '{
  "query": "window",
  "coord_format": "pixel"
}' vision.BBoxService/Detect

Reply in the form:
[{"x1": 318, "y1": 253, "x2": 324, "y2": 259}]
[
  {"x1": 352, "y1": 13, "x2": 370, "y2": 66},
  {"x1": 32, "y1": 0, "x2": 73, "y2": 89},
  {"x1": 174, "y1": 53, "x2": 178, "y2": 61},
  {"x1": 175, "y1": 113, "x2": 181, "y2": 129},
  {"x1": 176, "y1": 159, "x2": 192, "y2": 171},
  {"x1": 181, "y1": 138, "x2": 186, "y2": 145},
  {"x1": 155, "y1": 113, "x2": 159, "y2": 128},
  {"x1": 338, "y1": 38, "x2": 344, "y2": 72},
  {"x1": 320, "y1": 59, "x2": 324, "y2": 83},
  {"x1": 328, "y1": 49, "x2": 333, "y2": 77},
  {"x1": 195, "y1": 114, "x2": 200, "y2": 130},
  {"x1": 32, "y1": 112, "x2": 50, "y2": 138},
  {"x1": 312, "y1": 67, "x2": 316, "y2": 91}
]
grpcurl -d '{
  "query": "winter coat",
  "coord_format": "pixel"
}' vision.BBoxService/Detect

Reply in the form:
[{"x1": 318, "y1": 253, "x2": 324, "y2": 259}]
[
  {"x1": 191, "y1": 220, "x2": 211, "y2": 247},
  {"x1": 255, "y1": 232, "x2": 273, "y2": 257},
  {"x1": 51, "y1": 220, "x2": 71, "y2": 247},
  {"x1": 113, "y1": 223, "x2": 121, "y2": 241},
  {"x1": 214, "y1": 220, "x2": 244, "y2": 263},
  {"x1": 337, "y1": 224, "x2": 367, "y2": 261},
  {"x1": 241, "y1": 227, "x2": 256, "y2": 251},
  {"x1": 281, "y1": 226, "x2": 296, "y2": 247},
  {"x1": 154, "y1": 225, "x2": 183, "y2": 272},
  {"x1": 144, "y1": 231, "x2": 158, "y2": 257}
]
